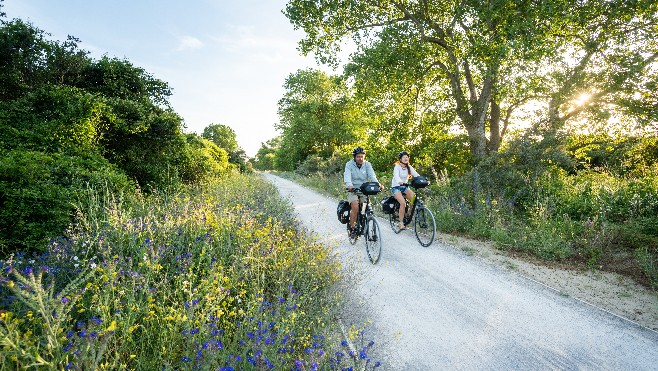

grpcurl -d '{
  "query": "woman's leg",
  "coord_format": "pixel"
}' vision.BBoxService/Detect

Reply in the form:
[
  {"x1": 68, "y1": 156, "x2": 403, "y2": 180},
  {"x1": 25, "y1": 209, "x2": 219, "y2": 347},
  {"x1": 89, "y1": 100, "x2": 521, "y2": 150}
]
[
  {"x1": 403, "y1": 189, "x2": 415, "y2": 205},
  {"x1": 393, "y1": 190, "x2": 407, "y2": 226}
]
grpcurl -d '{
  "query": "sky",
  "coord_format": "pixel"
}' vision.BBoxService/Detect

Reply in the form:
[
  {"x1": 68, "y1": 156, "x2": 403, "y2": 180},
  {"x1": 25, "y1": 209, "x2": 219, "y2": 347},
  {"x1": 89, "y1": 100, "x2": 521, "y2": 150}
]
[{"x1": 2, "y1": 0, "x2": 342, "y2": 157}]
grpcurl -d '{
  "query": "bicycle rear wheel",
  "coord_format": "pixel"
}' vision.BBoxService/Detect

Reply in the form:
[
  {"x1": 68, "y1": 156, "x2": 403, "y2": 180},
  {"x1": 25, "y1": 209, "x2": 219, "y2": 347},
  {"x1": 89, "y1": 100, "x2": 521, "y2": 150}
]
[
  {"x1": 389, "y1": 213, "x2": 402, "y2": 234},
  {"x1": 365, "y1": 217, "x2": 383, "y2": 264},
  {"x1": 414, "y1": 206, "x2": 436, "y2": 247}
]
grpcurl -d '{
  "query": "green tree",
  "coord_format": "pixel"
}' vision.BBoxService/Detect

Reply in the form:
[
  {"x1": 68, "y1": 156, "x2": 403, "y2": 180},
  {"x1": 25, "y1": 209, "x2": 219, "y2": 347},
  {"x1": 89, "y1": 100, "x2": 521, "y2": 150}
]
[
  {"x1": 202, "y1": 123, "x2": 249, "y2": 171},
  {"x1": 202, "y1": 123, "x2": 239, "y2": 153},
  {"x1": 253, "y1": 137, "x2": 281, "y2": 171},
  {"x1": 284, "y1": 0, "x2": 657, "y2": 162},
  {"x1": 276, "y1": 69, "x2": 361, "y2": 170},
  {"x1": 176, "y1": 134, "x2": 230, "y2": 183}
]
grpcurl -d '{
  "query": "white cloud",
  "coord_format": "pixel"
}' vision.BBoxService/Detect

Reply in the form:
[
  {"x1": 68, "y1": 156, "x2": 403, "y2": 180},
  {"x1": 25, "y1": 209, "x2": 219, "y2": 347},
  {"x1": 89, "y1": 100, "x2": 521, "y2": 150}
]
[{"x1": 176, "y1": 36, "x2": 204, "y2": 51}]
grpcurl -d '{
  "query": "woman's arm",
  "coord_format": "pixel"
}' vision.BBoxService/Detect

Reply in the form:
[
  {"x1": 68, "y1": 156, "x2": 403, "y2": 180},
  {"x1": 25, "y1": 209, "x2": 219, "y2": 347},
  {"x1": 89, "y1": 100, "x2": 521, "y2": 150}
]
[
  {"x1": 392, "y1": 164, "x2": 406, "y2": 185},
  {"x1": 409, "y1": 165, "x2": 420, "y2": 178}
]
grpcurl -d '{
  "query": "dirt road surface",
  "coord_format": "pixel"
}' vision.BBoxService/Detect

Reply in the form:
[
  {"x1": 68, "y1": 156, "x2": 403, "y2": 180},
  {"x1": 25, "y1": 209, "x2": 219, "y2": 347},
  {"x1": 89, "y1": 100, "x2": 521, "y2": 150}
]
[{"x1": 264, "y1": 173, "x2": 658, "y2": 370}]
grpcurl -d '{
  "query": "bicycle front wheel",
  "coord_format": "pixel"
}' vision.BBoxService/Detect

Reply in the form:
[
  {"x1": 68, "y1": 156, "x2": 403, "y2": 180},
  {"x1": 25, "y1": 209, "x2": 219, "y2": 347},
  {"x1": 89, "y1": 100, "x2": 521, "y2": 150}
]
[
  {"x1": 414, "y1": 206, "x2": 436, "y2": 247},
  {"x1": 365, "y1": 217, "x2": 383, "y2": 264},
  {"x1": 348, "y1": 223, "x2": 358, "y2": 245}
]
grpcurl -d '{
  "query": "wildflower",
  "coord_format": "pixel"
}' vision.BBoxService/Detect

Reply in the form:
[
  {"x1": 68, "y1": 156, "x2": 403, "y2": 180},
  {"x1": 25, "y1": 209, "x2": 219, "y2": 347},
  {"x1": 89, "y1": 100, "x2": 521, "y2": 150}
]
[
  {"x1": 90, "y1": 316, "x2": 102, "y2": 325},
  {"x1": 181, "y1": 357, "x2": 191, "y2": 362},
  {"x1": 341, "y1": 340, "x2": 348, "y2": 347},
  {"x1": 61, "y1": 297, "x2": 70, "y2": 304},
  {"x1": 66, "y1": 330, "x2": 75, "y2": 339}
]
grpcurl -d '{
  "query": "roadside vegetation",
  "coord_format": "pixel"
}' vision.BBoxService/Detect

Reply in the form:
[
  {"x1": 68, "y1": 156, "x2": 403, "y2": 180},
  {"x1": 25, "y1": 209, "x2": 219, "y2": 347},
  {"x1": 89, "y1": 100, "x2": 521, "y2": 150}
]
[{"x1": 0, "y1": 174, "x2": 380, "y2": 369}]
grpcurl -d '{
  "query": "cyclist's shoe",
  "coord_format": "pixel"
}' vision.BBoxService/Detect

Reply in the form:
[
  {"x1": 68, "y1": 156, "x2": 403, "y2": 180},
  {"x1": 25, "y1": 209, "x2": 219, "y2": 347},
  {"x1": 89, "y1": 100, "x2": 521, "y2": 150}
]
[
  {"x1": 398, "y1": 222, "x2": 407, "y2": 230},
  {"x1": 349, "y1": 227, "x2": 358, "y2": 238}
]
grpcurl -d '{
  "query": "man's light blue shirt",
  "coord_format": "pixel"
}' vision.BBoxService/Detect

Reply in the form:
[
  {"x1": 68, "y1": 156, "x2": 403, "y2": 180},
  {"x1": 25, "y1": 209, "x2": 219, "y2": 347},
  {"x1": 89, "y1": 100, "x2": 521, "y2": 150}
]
[{"x1": 344, "y1": 159, "x2": 379, "y2": 188}]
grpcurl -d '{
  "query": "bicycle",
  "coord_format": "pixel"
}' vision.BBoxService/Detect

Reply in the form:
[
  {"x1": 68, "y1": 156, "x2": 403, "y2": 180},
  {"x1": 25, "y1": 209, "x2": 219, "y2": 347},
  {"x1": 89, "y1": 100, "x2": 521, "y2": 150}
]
[
  {"x1": 388, "y1": 176, "x2": 436, "y2": 247},
  {"x1": 346, "y1": 182, "x2": 383, "y2": 264}
]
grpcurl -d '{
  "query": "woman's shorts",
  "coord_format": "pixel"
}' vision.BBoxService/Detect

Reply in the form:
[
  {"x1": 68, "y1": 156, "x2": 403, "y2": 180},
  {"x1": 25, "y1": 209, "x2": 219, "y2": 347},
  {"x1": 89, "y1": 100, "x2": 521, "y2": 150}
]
[{"x1": 392, "y1": 185, "x2": 409, "y2": 195}]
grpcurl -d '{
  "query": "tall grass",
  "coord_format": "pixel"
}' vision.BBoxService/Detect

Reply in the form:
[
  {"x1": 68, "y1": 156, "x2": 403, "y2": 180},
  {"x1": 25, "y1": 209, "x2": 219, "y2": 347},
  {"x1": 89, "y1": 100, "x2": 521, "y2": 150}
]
[{"x1": 1, "y1": 173, "x2": 381, "y2": 369}]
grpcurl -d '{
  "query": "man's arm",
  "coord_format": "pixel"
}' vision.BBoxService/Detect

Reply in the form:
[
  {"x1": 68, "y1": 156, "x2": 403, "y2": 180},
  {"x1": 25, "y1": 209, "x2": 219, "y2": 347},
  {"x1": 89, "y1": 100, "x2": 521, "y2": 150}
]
[{"x1": 343, "y1": 162, "x2": 353, "y2": 189}]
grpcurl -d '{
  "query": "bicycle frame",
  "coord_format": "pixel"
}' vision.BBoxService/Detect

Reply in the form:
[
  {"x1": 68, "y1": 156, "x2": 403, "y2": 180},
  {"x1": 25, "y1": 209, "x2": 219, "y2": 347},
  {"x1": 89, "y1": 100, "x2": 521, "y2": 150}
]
[
  {"x1": 347, "y1": 188, "x2": 383, "y2": 264},
  {"x1": 348, "y1": 189, "x2": 374, "y2": 236},
  {"x1": 401, "y1": 192, "x2": 423, "y2": 226},
  {"x1": 389, "y1": 184, "x2": 436, "y2": 247}
]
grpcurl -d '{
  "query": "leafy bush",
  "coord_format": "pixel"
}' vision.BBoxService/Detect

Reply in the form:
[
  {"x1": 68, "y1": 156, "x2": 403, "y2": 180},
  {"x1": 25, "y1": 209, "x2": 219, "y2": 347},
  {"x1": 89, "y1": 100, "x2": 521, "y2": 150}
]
[{"x1": 0, "y1": 150, "x2": 133, "y2": 255}]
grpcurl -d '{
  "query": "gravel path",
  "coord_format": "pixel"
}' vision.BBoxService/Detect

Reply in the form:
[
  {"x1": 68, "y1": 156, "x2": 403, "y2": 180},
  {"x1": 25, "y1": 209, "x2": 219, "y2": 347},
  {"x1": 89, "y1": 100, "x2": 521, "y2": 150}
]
[{"x1": 264, "y1": 173, "x2": 658, "y2": 370}]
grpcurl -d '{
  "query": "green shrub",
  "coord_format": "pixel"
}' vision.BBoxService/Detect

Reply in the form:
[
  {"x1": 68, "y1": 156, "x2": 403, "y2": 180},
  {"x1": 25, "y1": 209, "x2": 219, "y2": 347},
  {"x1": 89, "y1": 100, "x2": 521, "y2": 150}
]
[{"x1": 0, "y1": 150, "x2": 133, "y2": 255}]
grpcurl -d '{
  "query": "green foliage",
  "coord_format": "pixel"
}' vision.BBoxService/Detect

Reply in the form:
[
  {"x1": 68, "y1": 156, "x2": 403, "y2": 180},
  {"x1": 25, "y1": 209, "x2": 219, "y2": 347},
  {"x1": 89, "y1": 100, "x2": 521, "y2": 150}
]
[
  {"x1": 0, "y1": 18, "x2": 240, "y2": 255},
  {"x1": 202, "y1": 123, "x2": 239, "y2": 153},
  {"x1": 0, "y1": 85, "x2": 109, "y2": 154},
  {"x1": 176, "y1": 134, "x2": 231, "y2": 184},
  {"x1": 201, "y1": 123, "x2": 249, "y2": 173},
  {"x1": 276, "y1": 69, "x2": 361, "y2": 170},
  {"x1": 0, "y1": 150, "x2": 133, "y2": 254},
  {"x1": 295, "y1": 151, "x2": 345, "y2": 177},
  {"x1": 253, "y1": 137, "x2": 280, "y2": 171},
  {"x1": 79, "y1": 56, "x2": 172, "y2": 107}
]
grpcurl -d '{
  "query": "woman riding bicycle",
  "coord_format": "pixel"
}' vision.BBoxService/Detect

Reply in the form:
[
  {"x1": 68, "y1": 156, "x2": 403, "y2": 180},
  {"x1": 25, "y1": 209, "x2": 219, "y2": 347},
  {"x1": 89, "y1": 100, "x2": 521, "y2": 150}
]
[
  {"x1": 391, "y1": 151, "x2": 420, "y2": 230},
  {"x1": 344, "y1": 146, "x2": 382, "y2": 237}
]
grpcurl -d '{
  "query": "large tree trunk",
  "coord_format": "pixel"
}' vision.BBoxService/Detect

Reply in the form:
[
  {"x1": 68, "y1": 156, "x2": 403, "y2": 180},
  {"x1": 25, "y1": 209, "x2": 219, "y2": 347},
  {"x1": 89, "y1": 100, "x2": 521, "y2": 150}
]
[{"x1": 488, "y1": 99, "x2": 502, "y2": 153}]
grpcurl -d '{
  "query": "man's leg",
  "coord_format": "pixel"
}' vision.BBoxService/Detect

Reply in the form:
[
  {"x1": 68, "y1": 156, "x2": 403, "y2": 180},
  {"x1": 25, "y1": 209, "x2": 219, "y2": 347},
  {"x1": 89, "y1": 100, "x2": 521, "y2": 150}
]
[{"x1": 349, "y1": 200, "x2": 359, "y2": 230}]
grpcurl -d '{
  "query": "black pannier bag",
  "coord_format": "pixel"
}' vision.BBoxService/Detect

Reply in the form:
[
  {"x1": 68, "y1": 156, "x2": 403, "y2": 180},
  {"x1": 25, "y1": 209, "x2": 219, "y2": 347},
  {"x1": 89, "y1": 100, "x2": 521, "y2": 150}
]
[
  {"x1": 337, "y1": 200, "x2": 350, "y2": 224},
  {"x1": 360, "y1": 182, "x2": 381, "y2": 195},
  {"x1": 410, "y1": 176, "x2": 430, "y2": 189},
  {"x1": 381, "y1": 196, "x2": 399, "y2": 215}
]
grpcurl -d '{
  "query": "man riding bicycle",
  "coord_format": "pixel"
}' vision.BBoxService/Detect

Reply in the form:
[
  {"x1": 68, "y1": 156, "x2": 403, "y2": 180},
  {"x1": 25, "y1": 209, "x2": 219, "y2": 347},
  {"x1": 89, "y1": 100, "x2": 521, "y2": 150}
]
[{"x1": 343, "y1": 146, "x2": 382, "y2": 237}]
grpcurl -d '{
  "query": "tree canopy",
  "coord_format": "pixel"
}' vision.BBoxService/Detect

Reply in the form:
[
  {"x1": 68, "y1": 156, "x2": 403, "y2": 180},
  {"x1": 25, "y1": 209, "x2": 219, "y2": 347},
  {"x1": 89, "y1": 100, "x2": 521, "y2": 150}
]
[
  {"x1": 275, "y1": 69, "x2": 362, "y2": 170},
  {"x1": 0, "y1": 15, "x2": 231, "y2": 252},
  {"x1": 284, "y1": 0, "x2": 658, "y2": 162}
]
